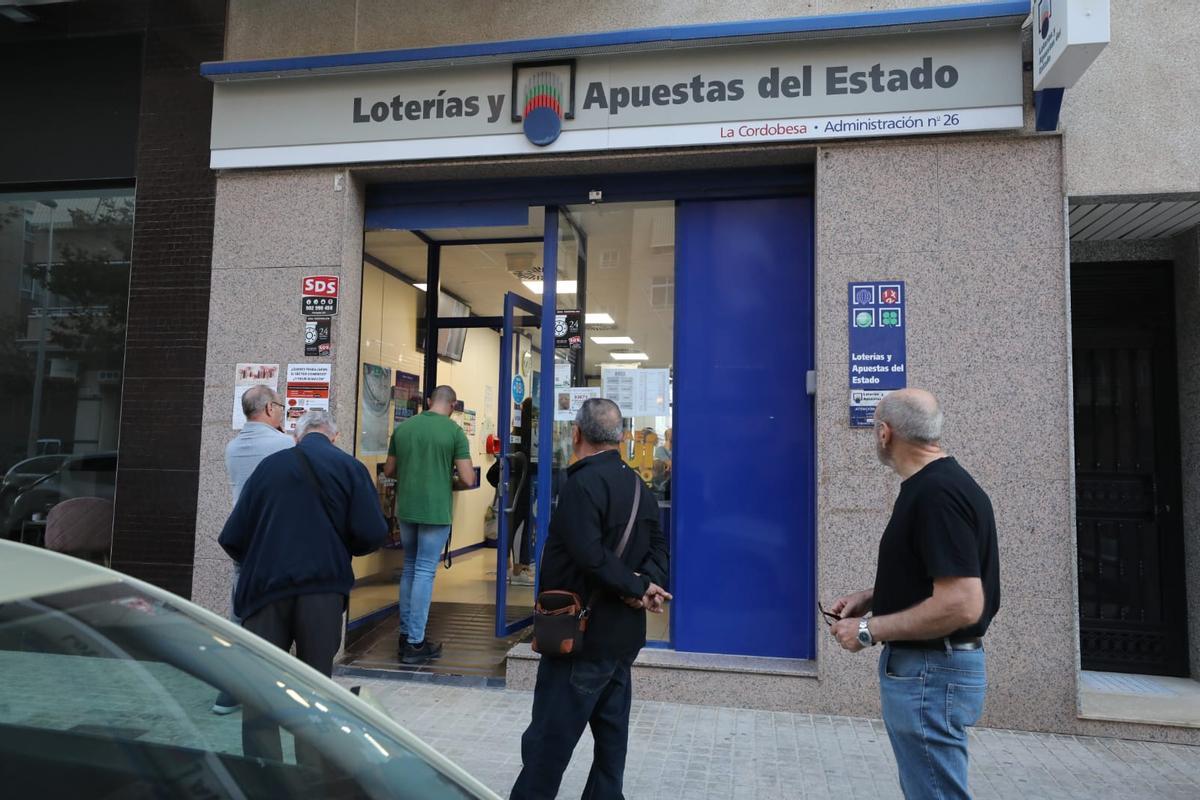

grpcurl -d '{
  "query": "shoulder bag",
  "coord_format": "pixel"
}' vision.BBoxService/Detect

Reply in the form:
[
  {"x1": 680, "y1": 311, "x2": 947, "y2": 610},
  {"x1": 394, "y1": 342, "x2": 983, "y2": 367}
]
[{"x1": 531, "y1": 473, "x2": 641, "y2": 657}]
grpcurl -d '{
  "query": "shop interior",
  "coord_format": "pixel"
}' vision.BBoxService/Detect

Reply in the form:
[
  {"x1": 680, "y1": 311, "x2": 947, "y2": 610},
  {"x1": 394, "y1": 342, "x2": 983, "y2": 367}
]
[{"x1": 348, "y1": 201, "x2": 675, "y2": 675}]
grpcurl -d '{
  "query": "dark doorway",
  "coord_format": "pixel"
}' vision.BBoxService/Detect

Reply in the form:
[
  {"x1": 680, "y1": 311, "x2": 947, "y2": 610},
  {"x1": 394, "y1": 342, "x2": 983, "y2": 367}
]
[{"x1": 1072, "y1": 262, "x2": 1189, "y2": 677}]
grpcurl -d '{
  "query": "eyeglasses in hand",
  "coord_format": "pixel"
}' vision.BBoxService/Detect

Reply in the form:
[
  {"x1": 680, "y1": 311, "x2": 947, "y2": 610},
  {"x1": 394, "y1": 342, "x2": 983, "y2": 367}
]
[{"x1": 817, "y1": 600, "x2": 842, "y2": 627}]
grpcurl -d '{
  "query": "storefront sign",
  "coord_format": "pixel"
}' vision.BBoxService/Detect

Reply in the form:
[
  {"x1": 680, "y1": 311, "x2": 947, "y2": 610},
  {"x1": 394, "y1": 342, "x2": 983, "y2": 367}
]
[
  {"x1": 1032, "y1": 0, "x2": 1110, "y2": 90},
  {"x1": 209, "y1": 28, "x2": 1023, "y2": 168},
  {"x1": 301, "y1": 275, "x2": 339, "y2": 316},
  {"x1": 554, "y1": 308, "x2": 582, "y2": 349},
  {"x1": 304, "y1": 317, "x2": 331, "y2": 356},
  {"x1": 848, "y1": 282, "x2": 906, "y2": 428},
  {"x1": 284, "y1": 363, "x2": 332, "y2": 432}
]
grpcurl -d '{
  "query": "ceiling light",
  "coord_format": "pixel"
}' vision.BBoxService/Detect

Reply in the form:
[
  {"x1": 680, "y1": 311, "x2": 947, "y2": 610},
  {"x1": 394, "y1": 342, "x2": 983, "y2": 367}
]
[
  {"x1": 610, "y1": 352, "x2": 649, "y2": 361},
  {"x1": 586, "y1": 313, "x2": 615, "y2": 325},
  {"x1": 523, "y1": 280, "x2": 577, "y2": 295},
  {"x1": 591, "y1": 336, "x2": 634, "y2": 345},
  {"x1": 599, "y1": 362, "x2": 640, "y2": 370},
  {"x1": 413, "y1": 283, "x2": 427, "y2": 291}
]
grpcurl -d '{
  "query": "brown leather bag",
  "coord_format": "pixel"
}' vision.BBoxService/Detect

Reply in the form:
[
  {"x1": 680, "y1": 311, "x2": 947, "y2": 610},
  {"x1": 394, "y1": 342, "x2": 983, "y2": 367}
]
[{"x1": 531, "y1": 474, "x2": 642, "y2": 657}]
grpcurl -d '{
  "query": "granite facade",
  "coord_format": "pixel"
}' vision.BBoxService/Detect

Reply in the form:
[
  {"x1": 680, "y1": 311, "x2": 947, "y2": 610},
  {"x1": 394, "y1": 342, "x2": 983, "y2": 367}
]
[{"x1": 192, "y1": 169, "x2": 364, "y2": 617}]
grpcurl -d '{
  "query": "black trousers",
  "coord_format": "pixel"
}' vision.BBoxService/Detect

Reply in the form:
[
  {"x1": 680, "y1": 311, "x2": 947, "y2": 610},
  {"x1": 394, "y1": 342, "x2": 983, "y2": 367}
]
[
  {"x1": 240, "y1": 592, "x2": 344, "y2": 763},
  {"x1": 510, "y1": 654, "x2": 637, "y2": 800}
]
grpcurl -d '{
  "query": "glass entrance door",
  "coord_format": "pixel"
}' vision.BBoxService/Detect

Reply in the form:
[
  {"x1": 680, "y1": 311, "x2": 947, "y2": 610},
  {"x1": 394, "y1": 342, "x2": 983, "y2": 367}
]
[{"x1": 495, "y1": 291, "x2": 544, "y2": 635}]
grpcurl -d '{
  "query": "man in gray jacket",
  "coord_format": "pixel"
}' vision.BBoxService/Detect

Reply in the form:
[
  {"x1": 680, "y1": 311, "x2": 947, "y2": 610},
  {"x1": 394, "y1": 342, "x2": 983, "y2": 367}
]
[{"x1": 212, "y1": 384, "x2": 294, "y2": 714}]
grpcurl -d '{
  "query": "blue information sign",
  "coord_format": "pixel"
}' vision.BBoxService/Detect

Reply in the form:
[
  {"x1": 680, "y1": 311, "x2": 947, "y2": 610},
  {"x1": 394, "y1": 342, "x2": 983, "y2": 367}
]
[{"x1": 848, "y1": 281, "x2": 907, "y2": 428}]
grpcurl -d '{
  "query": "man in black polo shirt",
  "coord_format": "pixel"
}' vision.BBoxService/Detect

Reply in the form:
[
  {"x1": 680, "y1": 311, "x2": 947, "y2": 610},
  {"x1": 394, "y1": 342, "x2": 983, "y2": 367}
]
[{"x1": 828, "y1": 389, "x2": 1000, "y2": 800}]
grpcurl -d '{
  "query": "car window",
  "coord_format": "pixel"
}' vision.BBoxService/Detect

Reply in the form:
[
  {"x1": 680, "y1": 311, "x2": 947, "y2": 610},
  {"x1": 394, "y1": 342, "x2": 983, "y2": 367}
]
[{"x1": 0, "y1": 583, "x2": 484, "y2": 799}]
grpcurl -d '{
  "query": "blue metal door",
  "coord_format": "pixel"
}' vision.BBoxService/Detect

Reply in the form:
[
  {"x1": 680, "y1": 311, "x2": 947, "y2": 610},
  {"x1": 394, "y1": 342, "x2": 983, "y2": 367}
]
[{"x1": 673, "y1": 196, "x2": 816, "y2": 659}]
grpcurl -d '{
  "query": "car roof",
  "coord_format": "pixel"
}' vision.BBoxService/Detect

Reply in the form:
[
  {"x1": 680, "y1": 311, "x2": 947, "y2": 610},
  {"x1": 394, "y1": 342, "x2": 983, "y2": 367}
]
[{"x1": 0, "y1": 540, "x2": 119, "y2": 604}]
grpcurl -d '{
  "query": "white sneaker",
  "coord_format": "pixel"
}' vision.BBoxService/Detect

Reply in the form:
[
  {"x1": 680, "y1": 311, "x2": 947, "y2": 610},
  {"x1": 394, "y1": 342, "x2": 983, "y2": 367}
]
[{"x1": 510, "y1": 571, "x2": 535, "y2": 586}]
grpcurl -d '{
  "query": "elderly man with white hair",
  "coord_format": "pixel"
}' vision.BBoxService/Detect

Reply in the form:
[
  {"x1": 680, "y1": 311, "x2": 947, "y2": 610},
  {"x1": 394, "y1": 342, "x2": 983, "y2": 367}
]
[
  {"x1": 826, "y1": 388, "x2": 1000, "y2": 800},
  {"x1": 219, "y1": 409, "x2": 388, "y2": 761}
]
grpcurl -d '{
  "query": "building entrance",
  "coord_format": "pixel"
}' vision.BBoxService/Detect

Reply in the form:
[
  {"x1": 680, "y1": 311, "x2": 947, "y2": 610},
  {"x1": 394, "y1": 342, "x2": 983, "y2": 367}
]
[{"x1": 1072, "y1": 262, "x2": 1190, "y2": 677}]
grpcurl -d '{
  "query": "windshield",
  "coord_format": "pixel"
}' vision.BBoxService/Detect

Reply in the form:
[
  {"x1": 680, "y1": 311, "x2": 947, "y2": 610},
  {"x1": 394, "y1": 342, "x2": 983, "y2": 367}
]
[{"x1": 0, "y1": 582, "x2": 485, "y2": 799}]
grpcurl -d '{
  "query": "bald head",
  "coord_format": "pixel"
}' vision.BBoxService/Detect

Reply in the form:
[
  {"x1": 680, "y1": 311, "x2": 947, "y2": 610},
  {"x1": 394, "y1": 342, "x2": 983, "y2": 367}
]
[
  {"x1": 874, "y1": 389, "x2": 943, "y2": 445},
  {"x1": 241, "y1": 385, "x2": 280, "y2": 421}
]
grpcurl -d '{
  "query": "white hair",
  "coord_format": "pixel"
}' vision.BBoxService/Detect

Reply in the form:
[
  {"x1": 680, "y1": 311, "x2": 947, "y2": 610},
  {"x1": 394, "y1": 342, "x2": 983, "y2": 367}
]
[
  {"x1": 295, "y1": 409, "x2": 338, "y2": 441},
  {"x1": 876, "y1": 392, "x2": 943, "y2": 444}
]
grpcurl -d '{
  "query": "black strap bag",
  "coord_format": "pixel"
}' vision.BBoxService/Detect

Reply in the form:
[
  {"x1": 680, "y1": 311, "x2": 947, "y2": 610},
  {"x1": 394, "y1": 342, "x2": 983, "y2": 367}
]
[{"x1": 531, "y1": 474, "x2": 641, "y2": 657}]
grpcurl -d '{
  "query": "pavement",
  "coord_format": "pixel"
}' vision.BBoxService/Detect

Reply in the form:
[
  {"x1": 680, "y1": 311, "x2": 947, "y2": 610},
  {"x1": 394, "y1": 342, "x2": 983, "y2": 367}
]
[{"x1": 339, "y1": 677, "x2": 1200, "y2": 800}]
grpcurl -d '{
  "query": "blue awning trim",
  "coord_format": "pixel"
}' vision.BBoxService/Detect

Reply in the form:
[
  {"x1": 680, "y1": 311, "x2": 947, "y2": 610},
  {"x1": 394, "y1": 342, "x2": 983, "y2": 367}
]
[{"x1": 202, "y1": 1, "x2": 1030, "y2": 81}]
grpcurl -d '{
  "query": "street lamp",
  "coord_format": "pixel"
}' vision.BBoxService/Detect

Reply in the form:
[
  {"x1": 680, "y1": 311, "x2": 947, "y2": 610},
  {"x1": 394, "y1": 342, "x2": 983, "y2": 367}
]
[{"x1": 26, "y1": 198, "x2": 56, "y2": 458}]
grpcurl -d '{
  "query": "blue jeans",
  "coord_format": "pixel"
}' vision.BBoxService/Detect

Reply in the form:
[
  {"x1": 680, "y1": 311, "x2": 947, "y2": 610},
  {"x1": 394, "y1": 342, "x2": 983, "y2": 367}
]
[
  {"x1": 511, "y1": 654, "x2": 636, "y2": 800},
  {"x1": 397, "y1": 522, "x2": 451, "y2": 643},
  {"x1": 879, "y1": 644, "x2": 987, "y2": 800}
]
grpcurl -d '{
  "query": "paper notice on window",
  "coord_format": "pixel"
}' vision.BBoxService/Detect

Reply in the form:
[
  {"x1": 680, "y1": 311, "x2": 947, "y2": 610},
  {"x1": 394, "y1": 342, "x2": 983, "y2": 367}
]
[
  {"x1": 601, "y1": 368, "x2": 637, "y2": 416},
  {"x1": 602, "y1": 367, "x2": 669, "y2": 417},
  {"x1": 233, "y1": 363, "x2": 280, "y2": 430},
  {"x1": 634, "y1": 369, "x2": 670, "y2": 416},
  {"x1": 554, "y1": 386, "x2": 604, "y2": 421},
  {"x1": 284, "y1": 363, "x2": 332, "y2": 432}
]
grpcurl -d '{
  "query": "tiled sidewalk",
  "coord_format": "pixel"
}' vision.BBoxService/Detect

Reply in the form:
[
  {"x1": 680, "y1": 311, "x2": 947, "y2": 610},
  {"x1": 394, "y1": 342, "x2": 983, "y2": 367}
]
[{"x1": 340, "y1": 677, "x2": 1200, "y2": 800}]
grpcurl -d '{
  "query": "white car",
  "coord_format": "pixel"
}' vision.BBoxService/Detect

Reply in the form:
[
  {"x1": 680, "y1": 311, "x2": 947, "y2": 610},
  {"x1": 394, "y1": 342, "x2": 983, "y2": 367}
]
[{"x1": 0, "y1": 541, "x2": 501, "y2": 799}]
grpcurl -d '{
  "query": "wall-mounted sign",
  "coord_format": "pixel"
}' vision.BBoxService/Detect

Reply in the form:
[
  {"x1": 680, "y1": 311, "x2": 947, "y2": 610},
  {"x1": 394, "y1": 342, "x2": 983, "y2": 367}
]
[
  {"x1": 302, "y1": 274, "x2": 339, "y2": 316},
  {"x1": 210, "y1": 27, "x2": 1023, "y2": 169},
  {"x1": 511, "y1": 375, "x2": 526, "y2": 404},
  {"x1": 1033, "y1": 0, "x2": 1110, "y2": 90},
  {"x1": 848, "y1": 281, "x2": 906, "y2": 428},
  {"x1": 554, "y1": 308, "x2": 582, "y2": 349},
  {"x1": 304, "y1": 317, "x2": 331, "y2": 356}
]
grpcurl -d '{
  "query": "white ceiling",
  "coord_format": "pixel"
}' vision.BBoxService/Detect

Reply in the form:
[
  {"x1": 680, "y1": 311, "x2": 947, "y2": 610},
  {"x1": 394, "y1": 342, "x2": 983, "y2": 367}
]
[{"x1": 364, "y1": 201, "x2": 676, "y2": 376}]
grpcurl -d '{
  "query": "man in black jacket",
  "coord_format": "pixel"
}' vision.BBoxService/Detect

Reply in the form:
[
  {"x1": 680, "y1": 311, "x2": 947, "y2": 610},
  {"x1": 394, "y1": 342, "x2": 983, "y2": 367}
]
[
  {"x1": 511, "y1": 398, "x2": 671, "y2": 800},
  {"x1": 219, "y1": 409, "x2": 388, "y2": 761}
]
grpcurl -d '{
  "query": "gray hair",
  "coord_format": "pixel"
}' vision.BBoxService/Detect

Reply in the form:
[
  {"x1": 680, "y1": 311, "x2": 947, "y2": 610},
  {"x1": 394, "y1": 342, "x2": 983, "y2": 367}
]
[
  {"x1": 295, "y1": 409, "x2": 338, "y2": 441},
  {"x1": 241, "y1": 385, "x2": 277, "y2": 418},
  {"x1": 875, "y1": 391, "x2": 943, "y2": 444},
  {"x1": 575, "y1": 398, "x2": 624, "y2": 445}
]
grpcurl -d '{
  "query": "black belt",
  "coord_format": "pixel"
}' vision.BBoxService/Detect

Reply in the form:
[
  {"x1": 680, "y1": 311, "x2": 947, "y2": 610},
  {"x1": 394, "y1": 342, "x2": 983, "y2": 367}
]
[{"x1": 889, "y1": 636, "x2": 983, "y2": 651}]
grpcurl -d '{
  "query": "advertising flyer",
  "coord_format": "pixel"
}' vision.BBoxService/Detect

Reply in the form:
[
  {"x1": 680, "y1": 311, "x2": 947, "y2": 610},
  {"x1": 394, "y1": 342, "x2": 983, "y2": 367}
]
[
  {"x1": 304, "y1": 317, "x2": 332, "y2": 357},
  {"x1": 284, "y1": 363, "x2": 332, "y2": 432},
  {"x1": 601, "y1": 367, "x2": 637, "y2": 416},
  {"x1": 360, "y1": 363, "x2": 392, "y2": 455},
  {"x1": 555, "y1": 386, "x2": 604, "y2": 421},
  {"x1": 232, "y1": 363, "x2": 280, "y2": 430},
  {"x1": 848, "y1": 281, "x2": 907, "y2": 427},
  {"x1": 392, "y1": 371, "x2": 421, "y2": 423}
]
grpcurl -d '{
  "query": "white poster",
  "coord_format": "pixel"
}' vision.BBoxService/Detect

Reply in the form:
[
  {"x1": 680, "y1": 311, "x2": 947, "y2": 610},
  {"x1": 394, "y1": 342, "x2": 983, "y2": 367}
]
[
  {"x1": 601, "y1": 367, "x2": 637, "y2": 416},
  {"x1": 555, "y1": 363, "x2": 572, "y2": 389},
  {"x1": 601, "y1": 367, "x2": 670, "y2": 417},
  {"x1": 634, "y1": 369, "x2": 671, "y2": 416},
  {"x1": 232, "y1": 363, "x2": 280, "y2": 430},
  {"x1": 284, "y1": 363, "x2": 332, "y2": 432},
  {"x1": 555, "y1": 386, "x2": 604, "y2": 421},
  {"x1": 360, "y1": 363, "x2": 392, "y2": 455}
]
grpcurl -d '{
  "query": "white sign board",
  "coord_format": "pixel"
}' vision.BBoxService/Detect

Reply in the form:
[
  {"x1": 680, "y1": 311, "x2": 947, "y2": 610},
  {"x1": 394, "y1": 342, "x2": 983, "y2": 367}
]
[
  {"x1": 210, "y1": 28, "x2": 1023, "y2": 169},
  {"x1": 1032, "y1": 0, "x2": 1110, "y2": 90}
]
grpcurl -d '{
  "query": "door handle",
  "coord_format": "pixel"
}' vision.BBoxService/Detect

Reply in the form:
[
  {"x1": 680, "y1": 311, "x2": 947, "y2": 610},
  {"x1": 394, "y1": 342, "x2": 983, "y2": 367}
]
[{"x1": 504, "y1": 452, "x2": 529, "y2": 514}]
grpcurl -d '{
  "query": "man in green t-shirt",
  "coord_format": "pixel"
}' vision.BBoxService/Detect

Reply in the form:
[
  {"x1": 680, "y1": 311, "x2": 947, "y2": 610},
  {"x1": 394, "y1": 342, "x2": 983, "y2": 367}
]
[{"x1": 383, "y1": 385, "x2": 475, "y2": 664}]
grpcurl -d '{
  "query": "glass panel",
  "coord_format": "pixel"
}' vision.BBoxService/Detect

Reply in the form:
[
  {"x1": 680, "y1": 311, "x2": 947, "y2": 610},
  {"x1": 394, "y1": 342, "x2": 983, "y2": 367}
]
[
  {"x1": 0, "y1": 582, "x2": 481, "y2": 798},
  {"x1": 0, "y1": 188, "x2": 133, "y2": 555},
  {"x1": 562, "y1": 202, "x2": 676, "y2": 643}
]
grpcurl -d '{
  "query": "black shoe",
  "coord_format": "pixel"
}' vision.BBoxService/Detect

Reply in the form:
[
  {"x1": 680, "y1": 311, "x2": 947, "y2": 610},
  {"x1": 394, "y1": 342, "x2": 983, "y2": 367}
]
[
  {"x1": 401, "y1": 639, "x2": 443, "y2": 665},
  {"x1": 211, "y1": 690, "x2": 240, "y2": 715},
  {"x1": 397, "y1": 633, "x2": 408, "y2": 655}
]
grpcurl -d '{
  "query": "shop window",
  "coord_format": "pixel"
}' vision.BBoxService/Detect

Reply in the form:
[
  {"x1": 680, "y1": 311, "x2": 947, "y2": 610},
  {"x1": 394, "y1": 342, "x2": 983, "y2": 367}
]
[{"x1": 0, "y1": 188, "x2": 133, "y2": 553}]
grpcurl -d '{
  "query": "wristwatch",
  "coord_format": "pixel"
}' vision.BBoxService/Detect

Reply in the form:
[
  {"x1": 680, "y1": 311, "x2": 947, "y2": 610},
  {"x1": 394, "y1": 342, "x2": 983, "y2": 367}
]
[{"x1": 857, "y1": 617, "x2": 876, "y2": 647}]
